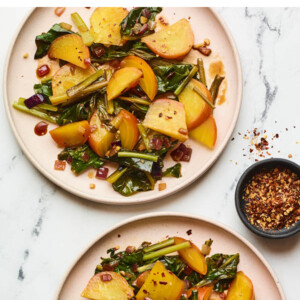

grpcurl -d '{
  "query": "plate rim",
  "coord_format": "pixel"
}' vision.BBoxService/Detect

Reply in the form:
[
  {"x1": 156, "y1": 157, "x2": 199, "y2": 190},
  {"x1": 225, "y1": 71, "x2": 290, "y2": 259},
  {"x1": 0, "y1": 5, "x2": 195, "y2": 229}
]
[
  {"x1": 54, "y1": 211, "x2": 286, "y2": 300},
  {"x1": 3, "y1": 7, "x2": 243, "y2": 205}
]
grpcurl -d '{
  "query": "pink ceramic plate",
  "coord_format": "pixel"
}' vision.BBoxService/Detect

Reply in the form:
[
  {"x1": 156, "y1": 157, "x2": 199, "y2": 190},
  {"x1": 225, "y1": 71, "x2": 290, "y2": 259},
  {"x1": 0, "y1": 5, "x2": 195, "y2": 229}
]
[
  {"x1": 4, "y1": 8, "x2": 242, "y2": 204},
  {"x1": 55, "y1": 212, "x2": 285, "y2": 299}
]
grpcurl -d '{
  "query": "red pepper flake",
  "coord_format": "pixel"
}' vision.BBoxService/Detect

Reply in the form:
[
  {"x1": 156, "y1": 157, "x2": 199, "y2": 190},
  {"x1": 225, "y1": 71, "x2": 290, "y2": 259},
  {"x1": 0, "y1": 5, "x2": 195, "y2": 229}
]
[
  {"x1": 186, "y1": 229, "x2": 192, "y2": 235},
  {"x1": 54, "y1": 160, "x2": 66, "y2": 171},
  {"x1": 243, "y1": 167, "x2": 300, "y2": 230}
]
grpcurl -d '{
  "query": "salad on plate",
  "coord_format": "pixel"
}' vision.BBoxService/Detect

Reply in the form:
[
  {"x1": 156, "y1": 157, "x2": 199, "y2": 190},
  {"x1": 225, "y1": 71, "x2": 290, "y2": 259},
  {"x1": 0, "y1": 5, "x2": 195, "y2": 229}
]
[
  {"x1": 81, "y1": 236, "x2": 254, "y2": 300},
  {"x1": 13, "y1": 7, "x2": 225, "y2": 196}
]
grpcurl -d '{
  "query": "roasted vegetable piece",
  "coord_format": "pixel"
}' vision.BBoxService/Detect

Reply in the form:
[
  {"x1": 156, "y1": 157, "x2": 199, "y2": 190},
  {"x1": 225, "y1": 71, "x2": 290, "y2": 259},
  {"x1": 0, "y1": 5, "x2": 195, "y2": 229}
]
[
  {"x1": 34, "y1": 23, "x2": 73, "y2": 59},
  {"x1": 178, "y1": 79, "x2": 213, "y2": 130},
  {"x1": 226, "y1": 271, "x2": 254, "y2": 300},
  {"x1": 174, "y1": 237, "x2": 207, "y2": 275},
  {"x1": 135, "y1": 261, "x2": 185, "y2": 300},
  {"x1": 107, "y1": 67, "x2": 143, "y2": 101},
  {"x1": 50, "y1": 120, "x2": 90, "y2": 147},
  {"x1": 88, "y1": 111, "x2": 123, "y2": 157},
  {"x1": 135, "y1": 270, "x2": 150, "y2": 288},
  {"x1": 120, "y1": 55, "x2": 158, "y2": 100},
  {"x1": 186, "y1": 286, "x2": 213, "y2": 300},
  {"x1": 119, "y1": 109, "x2": 139, "y2": 150},
  {"x1": 90, "y1": 7, "x2": 128, "y2": 46},
  {"x1": 143, "y1": 99, "x2": 188, "y2": 142},
  {"x1": 142, "y1": 19, "x2": 194, "y2": 59},
  {"x1": 189, "y1": 115, "x2": 217, "y2": 149},
  {"x1": 51, "y1": 63, "x2": 95, "y2": 97},
  {"x1": 81, "y1": 271, "x2": 134, "y2": 300},
  {"x1": 48, "y1": 34, "x2": 90, "y2": 69}
]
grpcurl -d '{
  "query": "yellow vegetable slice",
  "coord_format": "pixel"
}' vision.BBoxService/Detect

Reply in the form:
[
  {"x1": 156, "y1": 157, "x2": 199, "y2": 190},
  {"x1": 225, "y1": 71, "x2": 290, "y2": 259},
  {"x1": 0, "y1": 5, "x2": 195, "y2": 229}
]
[{"x1": 90, "y1": 7, "x2": 128, "y2": 46}]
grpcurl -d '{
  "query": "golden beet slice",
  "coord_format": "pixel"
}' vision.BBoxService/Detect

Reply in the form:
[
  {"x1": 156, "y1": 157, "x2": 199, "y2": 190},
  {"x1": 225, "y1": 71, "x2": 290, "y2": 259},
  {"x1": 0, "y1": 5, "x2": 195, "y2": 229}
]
[{"x1": 142, "y1": 19, "x2": 194, "y2": 59}]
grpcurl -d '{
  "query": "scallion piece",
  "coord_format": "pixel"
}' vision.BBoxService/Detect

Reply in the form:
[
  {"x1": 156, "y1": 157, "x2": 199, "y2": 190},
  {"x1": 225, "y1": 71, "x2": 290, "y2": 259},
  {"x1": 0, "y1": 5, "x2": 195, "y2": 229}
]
[
  {"x1": 143, "y1": 238, "x2": 175, "y2": 253},
  {"x1": 137, "y1": 124, "x2": 151, "y2": 151},
  {"x1": 119, "y1": 96, "x2": 151, "y2": 106}
]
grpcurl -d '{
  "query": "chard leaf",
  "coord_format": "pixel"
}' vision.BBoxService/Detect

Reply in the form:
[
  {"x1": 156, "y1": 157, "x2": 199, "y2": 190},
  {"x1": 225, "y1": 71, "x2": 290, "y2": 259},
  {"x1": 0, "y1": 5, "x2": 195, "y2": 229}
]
[
  {"x1": 163, "y1": 163, "x2": 182, "y2": 178},
  {"x1": 153, "y1": 64, "x2": 194, "y2": 94},
  {"x1": 197, "y1": 253, "x2": 239, "y2": 292},
  {"x1": 112, "y1": 168, "x2": 152, "y2": 196},
  {"x1": 106, "y1": 152, "x2": 154, "y2": 173},
  {"x1": 34, "y1": 24, "x2": 74, "y2": 59},
  {"x1": 91, "y1": 41, "x2": 155, "y2": 63},
  {"x1": 56, "y1": 96, "x2": 97, "y2": 126},
  {"x1": 33, "y1": 79, "x2": 53, "y2": 101},
  {"x1": 58, "y1": 144, "x2": 104, "y2": 175},
  {"x1": 120, "y1": 7, "x2": 162, "y2": 37}
]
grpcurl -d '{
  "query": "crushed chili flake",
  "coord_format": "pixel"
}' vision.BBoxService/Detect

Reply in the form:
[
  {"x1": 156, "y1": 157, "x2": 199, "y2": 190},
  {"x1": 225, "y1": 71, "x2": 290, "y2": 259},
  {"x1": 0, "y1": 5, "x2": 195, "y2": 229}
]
[{"x1": 243, "y1": 167, "x2": 300, "y2": 230}]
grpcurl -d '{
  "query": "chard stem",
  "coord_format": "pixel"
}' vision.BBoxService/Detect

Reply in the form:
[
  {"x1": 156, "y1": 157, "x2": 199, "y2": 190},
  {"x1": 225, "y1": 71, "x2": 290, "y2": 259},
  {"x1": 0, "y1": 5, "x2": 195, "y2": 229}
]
[
  {"x1": 143, "y1": 241, "x2": 190, "y2": 261},
  {"x1": 193, "y1": 86, "x2": 216, "y2": 109},
  {"x1": 143, "y1": 238, "x2": 175, "y2": 253},
  {"x1": 119, "y1": 96, "x2": 151, "y2": 106},
  {"x1": 210, "y1": 75, "x2": 225, "y2": 105},
  {"x1": 118, "y1": 151, "x2": 158, "y2": 162},
  {"x1": 137, "y1": 124, "x2": 151, "y2": 151},
  {"x1": 174, "y1": 65, "x2": 198, "y2": 96},
  {"x1": 197, "y1": 58, "x2": 207, "y2": 86},
  {"x1": 106, "y1": 167, "x2": 128, "y2": 184},
  {"x1": 66, "y1": 69, "x2": 104, "y2": 98},
  {"x1": 13, "y1": 102, "x2": 57, "y2": 123},
  {"x1": 137, "y1": 263, "x2": 155, "y2": 273}
]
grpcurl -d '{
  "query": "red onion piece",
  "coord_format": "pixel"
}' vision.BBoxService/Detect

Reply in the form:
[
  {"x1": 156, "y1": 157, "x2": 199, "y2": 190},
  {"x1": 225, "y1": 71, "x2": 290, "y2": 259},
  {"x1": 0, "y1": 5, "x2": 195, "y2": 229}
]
[
  {"x1": 111, "y1": 140, "x2": 121, "y2": 147},
  {"x1": 139, "y1": 23, "x2": 148, "y2": 35},
  {"x1": 24, "y1": 94, "x2": 46, "y2": 109},
  {"x1": 96, "y1": 167, "x2": 109, "y2": 179},
  {"x1": 142, "y1": 8, "x2": 151, "y2": 19},
  {"x1": 151, "y1": 137, "x2": 163, "y2": 151},
  {"x1": 151, "y1": 161, "x2": 162, "y2": 178}
]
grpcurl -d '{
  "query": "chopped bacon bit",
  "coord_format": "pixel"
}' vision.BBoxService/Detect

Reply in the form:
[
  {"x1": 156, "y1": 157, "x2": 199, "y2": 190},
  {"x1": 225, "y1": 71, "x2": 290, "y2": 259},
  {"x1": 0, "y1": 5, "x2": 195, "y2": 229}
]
[
  {"x1": 159, "y1": 182, "x2": 167, "y2": 191},
  {"x1": 55, "y1": 7, "x2": 65, "y2": 17},
  {"x1": 37, "y1": 64, "x2": 50, "y2": 77},
  {"x1": 54, "y1": 160, "x2": 66, "y2": 171},
  {"x1": 100, "y1": 273, "x2": 112, "y2": 282}
]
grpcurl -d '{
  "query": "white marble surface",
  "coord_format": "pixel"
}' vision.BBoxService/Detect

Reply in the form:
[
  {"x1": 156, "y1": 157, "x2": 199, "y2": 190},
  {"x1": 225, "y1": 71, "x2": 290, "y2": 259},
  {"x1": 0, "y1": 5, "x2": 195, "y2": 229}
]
[{"x1": 0, "y1": 7, "x2": 299, "y2": 300}]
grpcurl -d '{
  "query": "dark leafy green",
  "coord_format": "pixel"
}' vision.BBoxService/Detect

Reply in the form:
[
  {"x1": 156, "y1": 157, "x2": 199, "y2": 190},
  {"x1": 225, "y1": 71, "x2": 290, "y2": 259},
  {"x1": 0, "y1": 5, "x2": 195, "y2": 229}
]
[
  {"x1": 91, "y1": 41, "x2": 156, "y2": 63},
  {"x1": 34, "y1": 24, "x2": 74, "y2": 59},
  {"x1": 58, "y1": 144, "x2": 104, "y2": 175},
  {"x1": 33, "y1": 79, "x2": 52, "y2": 101},
  {"x1": 56, "y1": 96, "x2": 97, "y2": 126},
  {"x1": 163, "y1": 163, "x2": 182, "y2": 178},
  {"x1": 120, "y1": 7, "x2": 162, "y2": 37},
  {"x1": 153, "y1": 64, "x2": 194, "y2": 94},
  {"x1": 112, "y1": 168, "x2": 153, "y2": 196},
  {"x1": 107, "y1": 151, "x2": 154, "y2": 173},
  {"x1": 197, "y1": 253, "x2": 239, "y2": 292}
]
